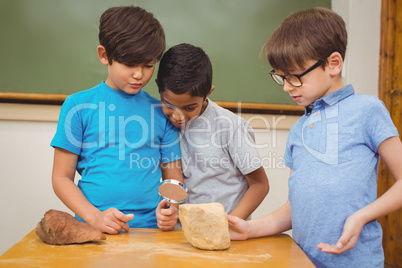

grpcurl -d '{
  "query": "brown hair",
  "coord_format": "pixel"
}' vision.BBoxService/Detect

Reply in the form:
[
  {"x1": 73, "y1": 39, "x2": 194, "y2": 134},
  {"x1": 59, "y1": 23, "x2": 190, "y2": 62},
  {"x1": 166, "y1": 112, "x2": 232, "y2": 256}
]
[
  {"x1": 99, "y1": 6, "x2": 165, "y2": 65},
  {"x1": 263, "y1": 7, "x2": 347, "y2": 74}
]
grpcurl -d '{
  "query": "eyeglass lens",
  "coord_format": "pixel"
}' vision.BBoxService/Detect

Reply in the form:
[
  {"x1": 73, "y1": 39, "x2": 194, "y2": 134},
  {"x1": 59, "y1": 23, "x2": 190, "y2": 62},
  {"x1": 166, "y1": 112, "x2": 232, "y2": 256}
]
[{"x1": 271, "y1": 74, "x2": 302, "y2": 87}]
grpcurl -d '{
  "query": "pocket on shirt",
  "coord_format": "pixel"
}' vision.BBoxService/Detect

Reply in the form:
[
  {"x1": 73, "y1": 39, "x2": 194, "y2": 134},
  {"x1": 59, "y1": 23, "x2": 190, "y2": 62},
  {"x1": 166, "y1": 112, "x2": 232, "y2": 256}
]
[
  {"x1": 327, "y1": 127, "x2": 354, "y2": 165},
  {"x1": 302, "y1": 121, "x2": 353, "y2": 166}
]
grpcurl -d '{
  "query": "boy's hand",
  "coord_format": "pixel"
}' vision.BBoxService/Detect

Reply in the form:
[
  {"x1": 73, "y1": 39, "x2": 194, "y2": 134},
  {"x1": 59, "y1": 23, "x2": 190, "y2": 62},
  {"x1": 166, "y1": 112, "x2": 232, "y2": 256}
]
[
  {"x1": 317, "y1": 212, "x2": 364, "y2": 254},
  {"x1": 91, "y1": 208, "x2": 134, "y2": 234},
  {"x1": 227, "y1": 214, "x2": 250, "y2": 240},
  {"x1": 156, "y1": 199, "x2": 178, "y2": 231}
]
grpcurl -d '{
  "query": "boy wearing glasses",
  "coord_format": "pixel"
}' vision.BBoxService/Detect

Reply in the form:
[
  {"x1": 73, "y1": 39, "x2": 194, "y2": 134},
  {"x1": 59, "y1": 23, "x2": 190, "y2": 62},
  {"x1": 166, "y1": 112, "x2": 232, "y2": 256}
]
[{"x1": 227, "y1": 7, "x2": 402, "y2": 267}]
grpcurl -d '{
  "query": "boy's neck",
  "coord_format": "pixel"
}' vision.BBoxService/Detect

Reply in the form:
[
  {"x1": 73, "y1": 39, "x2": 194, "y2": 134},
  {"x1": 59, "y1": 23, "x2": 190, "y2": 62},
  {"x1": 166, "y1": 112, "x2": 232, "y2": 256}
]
[
  {"x1": 323, "y1": 77, "x2": 345, "y2": 99},
  {"x1": 308, "y1": 77, "x2": 345, "y2": 108},
  {"x1": 331, "y1": 76, "x2": 345, "y2": 92}
]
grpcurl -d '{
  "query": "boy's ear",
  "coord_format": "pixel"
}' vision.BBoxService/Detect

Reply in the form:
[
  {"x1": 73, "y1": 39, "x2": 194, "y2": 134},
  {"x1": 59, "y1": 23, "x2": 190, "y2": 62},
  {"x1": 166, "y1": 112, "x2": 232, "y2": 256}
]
[
  {"x1": 97, "y1": 45, "x2": 109, "y2": 66},
  {"x1": 205, "y1": 86, "x2": 215, "y2": 99},
  {"x1": 327, "y1": 52, "x2": 343, "y2": 76}
]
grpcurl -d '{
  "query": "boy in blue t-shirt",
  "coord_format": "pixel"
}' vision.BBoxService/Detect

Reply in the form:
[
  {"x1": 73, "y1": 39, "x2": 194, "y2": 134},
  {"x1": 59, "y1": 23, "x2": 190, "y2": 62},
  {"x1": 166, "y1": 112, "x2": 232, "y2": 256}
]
[
  {"x1": 227, "y1": 8, "x2": 402, "y2": 267},
  {"x1": 51, "y1": 6, "x2": 182, "y2": 234}
]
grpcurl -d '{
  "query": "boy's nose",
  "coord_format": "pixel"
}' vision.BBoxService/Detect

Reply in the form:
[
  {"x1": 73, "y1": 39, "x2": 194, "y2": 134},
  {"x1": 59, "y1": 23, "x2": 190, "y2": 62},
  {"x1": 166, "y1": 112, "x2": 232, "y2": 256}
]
[
  {"x1": 132, "y1": 67, "x2": 143, "y2": 80},
  {"x1": 283, "y1": 80, "x2": 295, "y2": 93},
  {"x1": 171, "y1": 110, "x2": 184, "y2": 122}
]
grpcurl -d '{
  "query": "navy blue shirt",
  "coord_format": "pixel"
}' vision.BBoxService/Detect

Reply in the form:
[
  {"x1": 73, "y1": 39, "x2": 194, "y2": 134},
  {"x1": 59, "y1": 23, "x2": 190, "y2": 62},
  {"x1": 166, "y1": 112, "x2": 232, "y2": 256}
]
[{"x1": 284, "y1": 84, "x2": 399, "y2": 267}]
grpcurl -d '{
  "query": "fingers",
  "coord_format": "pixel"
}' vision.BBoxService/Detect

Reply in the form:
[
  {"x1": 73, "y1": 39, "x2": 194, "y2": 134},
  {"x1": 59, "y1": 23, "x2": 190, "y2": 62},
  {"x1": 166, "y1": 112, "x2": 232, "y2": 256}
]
[
  {"x1": 226, "y1": 214, "x2": 249, "y2": 241},
  {"x1": 112, "y1": 208, "x2": 134, "y2": 222},
  {"x1": 95, "y1": 208, "x2": 134, "y2": 234},
  {"x1": 158, "y1": 221, "x2": 176, "y2": 231},
  {"x1": 227, "y1": 214, "x2": 240, "y2": 225},
  {"x1": 115, "y1": 220, "x2": 130, "y2": 233},
  {"x1": 95, "y1": 214, "x2": 123, "y2": 235},
  {"x1": 317, "y1": 235, "x2": 356, "y2": 254},
  {"x1": 156, "y1": 200, "x2": 168, "y2": 212},
  {"x1": 317, "y1": 243, "x2": 344, "y2": 254},
  {"x1": 102, "y1": 223, "x2": 122, "y2": 235},
  {"x1": 156, "y1": 203, "x2": 178, "y2": 231},
  {"x1": 113, "y1": 210, "x2": 134, "y2": 232}
]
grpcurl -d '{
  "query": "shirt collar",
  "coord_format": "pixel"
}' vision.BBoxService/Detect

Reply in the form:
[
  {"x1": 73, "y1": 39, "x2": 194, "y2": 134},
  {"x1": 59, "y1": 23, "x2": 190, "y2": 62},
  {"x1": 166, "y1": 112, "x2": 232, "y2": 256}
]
[{"x1": 305, "y1": 84, "x2": 355, "y2": 114}]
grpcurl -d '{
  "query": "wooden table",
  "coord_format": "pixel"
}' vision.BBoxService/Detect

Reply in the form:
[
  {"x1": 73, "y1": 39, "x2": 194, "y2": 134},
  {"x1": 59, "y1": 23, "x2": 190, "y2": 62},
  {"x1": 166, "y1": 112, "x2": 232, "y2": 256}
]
[{"x1": 0, "y1": 228, "x2": 314, "y2": 267}]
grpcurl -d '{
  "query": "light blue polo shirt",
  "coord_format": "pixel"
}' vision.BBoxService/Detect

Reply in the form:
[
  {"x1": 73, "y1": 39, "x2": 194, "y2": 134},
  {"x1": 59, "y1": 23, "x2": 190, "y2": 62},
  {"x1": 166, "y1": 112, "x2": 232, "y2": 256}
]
[{"x1": 283, "y1": 84, "x2": 399, "y2": 267}]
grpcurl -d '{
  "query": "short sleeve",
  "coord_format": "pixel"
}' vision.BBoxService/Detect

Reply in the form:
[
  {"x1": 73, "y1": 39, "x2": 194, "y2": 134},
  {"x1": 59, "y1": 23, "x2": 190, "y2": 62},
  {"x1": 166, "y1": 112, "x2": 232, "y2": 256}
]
[
  {"x1": 283, "y1": 129, "x2": 294, "y2": 169},
  {"x1": 363, "y1": 97, "x2": 399, "y2": 152},
  {"x1": 159, "y1": 120, "x2": 181, "y2": 163},
  {"x1": 228, "y1": 120, "x2": 262, "y2": 175},
  {"x1": 50, "y1": 96, "x2": 84, "y2": 155}
]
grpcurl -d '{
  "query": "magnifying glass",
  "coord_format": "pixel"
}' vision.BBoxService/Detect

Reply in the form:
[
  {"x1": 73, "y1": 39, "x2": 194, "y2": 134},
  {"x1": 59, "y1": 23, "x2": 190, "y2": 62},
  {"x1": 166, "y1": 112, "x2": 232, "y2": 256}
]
[{"x1": 158, "y1": 179, "x2": 188, "y2": 208}]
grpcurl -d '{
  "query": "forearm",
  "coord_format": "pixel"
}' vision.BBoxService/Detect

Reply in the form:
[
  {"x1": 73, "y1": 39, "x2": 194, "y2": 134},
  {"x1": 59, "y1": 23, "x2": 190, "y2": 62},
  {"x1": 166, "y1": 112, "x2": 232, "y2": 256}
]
[
  {"x1": 231, "y1": 167, "x2": 269, "y2": 219},
  {"x1": 160, "y1": 160, "x2": 184, "y2": 183},
  {"x1": 230, "y1": 183, "x2": 269, "y2": 219},
  {"x1": 356, "y1": 137, "x2": 402, "y2": 225},
  {"x1": 247, "y1": 200, "x2": 292, "y2": 239},
  {"x1": 355, "y1": 179, "x2": 402, "y2": 224},
  {"x1": 52, "y1": 148, "x2": 99, "y2": 224},
  {"x1": 52, "y1": 176, "x2": 100, "y2": 225}
]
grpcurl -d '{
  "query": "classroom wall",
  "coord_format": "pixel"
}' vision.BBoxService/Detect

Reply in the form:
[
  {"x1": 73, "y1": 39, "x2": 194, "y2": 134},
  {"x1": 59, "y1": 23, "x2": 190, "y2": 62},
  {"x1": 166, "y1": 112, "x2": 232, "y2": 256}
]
[{"x1": 0, "y1": 0, "x2": 381, "y2": 255}]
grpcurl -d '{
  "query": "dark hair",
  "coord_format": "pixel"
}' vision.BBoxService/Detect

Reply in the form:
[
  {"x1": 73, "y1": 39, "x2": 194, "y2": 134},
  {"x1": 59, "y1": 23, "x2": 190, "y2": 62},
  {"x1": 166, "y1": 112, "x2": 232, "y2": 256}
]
[
  {"x1": 99, "y1": 6, "x2": 165, "y2": 65},
  {"x1": 263, "y1": 7, "x2": 347, "y2": 74},
  {"x1": 157, "y1": 43, "x2": 213, "y2": 98}
]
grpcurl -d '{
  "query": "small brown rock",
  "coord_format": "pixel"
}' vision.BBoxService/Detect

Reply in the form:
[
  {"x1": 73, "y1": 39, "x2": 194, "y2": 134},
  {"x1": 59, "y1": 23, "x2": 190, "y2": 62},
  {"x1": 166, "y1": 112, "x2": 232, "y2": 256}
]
[
  {"x1": 36, "y1": 209, "x2": 106, "y2": 245},
  {"x1": 179, "y1": 203, "x2": 230, "y2": 250}
]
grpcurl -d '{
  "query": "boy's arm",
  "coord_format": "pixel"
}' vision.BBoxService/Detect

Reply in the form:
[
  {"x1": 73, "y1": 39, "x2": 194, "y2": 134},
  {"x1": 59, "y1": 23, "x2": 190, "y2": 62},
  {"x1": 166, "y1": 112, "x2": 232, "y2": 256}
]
[
  {"x1": 318, "y1": 136, "x2": 402, "y2": 254},
  {"x1": 156, "y1": 159, "x2": 184, "y2": 231},
  {"x1": 52, "y1": 147, "x2": 133, "y2": 234},
  {"x1": 160, "y1": 159, "x2": 184, "y2": 183},
  {"x1": 229, "y1": 166, "x2": 269, "y2": 219},
  {"x1": 228, "y1": 199, "x2": 292, "y2": 240},
  {"x1": 228, "y1": 169, "x2": 292, "y2": 240}
]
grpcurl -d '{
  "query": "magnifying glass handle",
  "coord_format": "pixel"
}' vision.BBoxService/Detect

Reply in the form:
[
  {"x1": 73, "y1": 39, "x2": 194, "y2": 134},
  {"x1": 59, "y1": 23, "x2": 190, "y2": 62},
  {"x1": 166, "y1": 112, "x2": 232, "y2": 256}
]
[{"x1": 165, "y1": 202, "x2": 171, "y2": 209}]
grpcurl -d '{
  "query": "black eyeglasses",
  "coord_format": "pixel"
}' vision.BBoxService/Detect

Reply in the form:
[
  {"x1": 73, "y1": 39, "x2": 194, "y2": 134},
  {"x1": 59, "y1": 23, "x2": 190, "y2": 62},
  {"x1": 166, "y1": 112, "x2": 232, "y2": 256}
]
[{"x1": 269, "y1": 60, "x2": 323, "y2": 87}]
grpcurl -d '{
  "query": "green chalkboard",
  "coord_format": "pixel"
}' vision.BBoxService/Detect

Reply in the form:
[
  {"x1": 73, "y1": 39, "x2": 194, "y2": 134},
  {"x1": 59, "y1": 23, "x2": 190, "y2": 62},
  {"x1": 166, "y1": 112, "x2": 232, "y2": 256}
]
[{"x1": 0, "y1": 0, "x2": 330, "y2": 105}]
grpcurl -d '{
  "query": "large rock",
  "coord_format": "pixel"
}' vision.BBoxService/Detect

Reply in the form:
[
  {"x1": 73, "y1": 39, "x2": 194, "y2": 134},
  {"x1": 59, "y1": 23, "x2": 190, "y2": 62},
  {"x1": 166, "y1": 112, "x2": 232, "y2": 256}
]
[
  {"x1": 36, "y1": 209, "x2": 106, "y2": 245},
  {"x1": 179, "y1": 203, "x2": 230, "y2": 250}
]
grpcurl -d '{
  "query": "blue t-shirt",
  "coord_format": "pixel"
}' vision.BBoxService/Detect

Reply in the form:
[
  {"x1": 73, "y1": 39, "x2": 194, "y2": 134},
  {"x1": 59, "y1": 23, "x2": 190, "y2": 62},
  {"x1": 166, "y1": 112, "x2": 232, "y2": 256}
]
[
  {"x1": 283, "y1": 84, "x2": 399, "y2": 267},
  {"x1": 51, "y1": 82, "x2": 181, "y2": 228}
]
